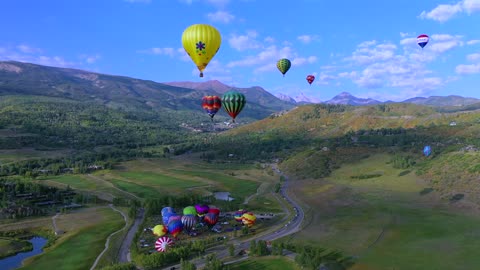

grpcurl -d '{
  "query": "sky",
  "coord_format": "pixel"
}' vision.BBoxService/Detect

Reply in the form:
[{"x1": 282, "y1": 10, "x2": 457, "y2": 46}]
[{"x1": 1, "y1": 0, "x2": 480, "y2": 102}]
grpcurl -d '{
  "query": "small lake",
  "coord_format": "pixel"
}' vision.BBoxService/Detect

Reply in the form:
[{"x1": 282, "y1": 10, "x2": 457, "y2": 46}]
[
  {"x1": 214, "y1": 192, "x2": 234, "y2": 201},
  {"x1": 0, "y1": 236, "x2": 48, "y2": 270}
]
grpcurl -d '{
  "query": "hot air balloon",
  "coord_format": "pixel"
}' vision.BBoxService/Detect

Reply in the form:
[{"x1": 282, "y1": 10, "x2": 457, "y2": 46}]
[
  {"x1": 181, "y1": 214, "x2": 197, "y2": 231},
  {"x1": 161, "y1": 207, "x2": 175, "y2": 217},
  {"x1": 183, "y1": 206, "x2": 198, "y2": 216},
  {"x1": 155, "y1": 236, "x2": 174, "y2": 252},
  {"x1": 168, "y1": 214, "x2": 182, "y2": 224},
  {"x1": 162, "y1": 213, "x2": 174, "y2": 225},
  {"x1": 168, "y1": 219, "x2": 183, "y2": 237},
  {"x1": 182, "y1": 24, "x2": 222, "y2": 77},
  {"x1": 306, "y1": 75, "x2": 315, "y2": 85},
  {"x1": 234, "y1": 209, "x2": 247, "y2": 222},
  {"x1": 204, "y1": 212, "x2": 219, "y2": 226},
  {"x1": 221, "y1": 91, "x2": 246, "y2": 122},
  {"x1": 417, "y1": 34, "x2": 429, "y2": 49},
  {"x1": 277, "y1": 58, "x2": 291, "y2": 77},
  {"x1": 241, "y1": 212, "x2": 256, "y2": 227},
  {"x1": 423, "y1": 145, "x2": 432, "y2": 157},
  {"x1": 195, "y1": 204, "x2": 209, "y2": 217},
  {"x1": 153, "y1": 225, "x2": 168, "y2": 237},
  {"x1": 208, "y1": 208, "x2": 220, "y2": 216},
  {"x1": 202, "y1": 96, "x2": 222, "y2": 120}
]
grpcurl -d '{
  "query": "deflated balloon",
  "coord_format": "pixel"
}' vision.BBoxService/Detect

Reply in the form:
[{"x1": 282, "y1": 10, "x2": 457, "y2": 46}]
[
  {"x1": 221, "y1": 91, "x2": 246, "y2": 122},
  {"x1": 277, "y1": 58, "x2": 291, "y2": 76},
  {"x1": 182, "y1": 24, "x2": 221, "y2": 77}
]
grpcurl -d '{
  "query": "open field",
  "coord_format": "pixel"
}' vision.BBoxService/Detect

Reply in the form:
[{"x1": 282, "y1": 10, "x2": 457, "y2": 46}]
[
  {"x1": 289, "y1": 154, "x2": 480, "y2": 270},
  {"x1": 0, "y1": 147, "x2": 69, "y2": 164},
  {"x1": 19, "y1": 206, "x2": 125, "y2": 270},
  {"x1": 228, "y1": 256, "x2": 300, "y2": 270}
]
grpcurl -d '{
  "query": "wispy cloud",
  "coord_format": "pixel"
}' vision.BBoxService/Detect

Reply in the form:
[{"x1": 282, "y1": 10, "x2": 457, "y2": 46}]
[
  {"x1": 207, "y1": 10, "x2": 235, "y2": 23},
  {"x1": 297, "y1": 34, "x2": 319, "y2": 44},
  {"x1": 456, "y1": 51, "x2": 480, "y2": 74},
  {"x1": 419, "y1": 0, "x2": 480, "y2": 22},
  {"x1": 467, "y1": 39, "x2": 480, "y2": 45},
  {"x1": 0, "y1": 44, "x2": 75, "y2": 67},
  {"x1": 79, "y1": 54, "x2": 101, "y2": 64},
  {"x1": 138, "y1": 47, "x2": 176, "y2": 57},
  {"x1": 228, "y1": 31, "x2": 261, "y2": 51}
]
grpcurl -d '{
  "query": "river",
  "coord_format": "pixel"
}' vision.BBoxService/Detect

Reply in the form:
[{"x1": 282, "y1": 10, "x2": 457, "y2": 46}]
[{"x1": 0, "y1": 237, "x2": 48, "y2": 270}]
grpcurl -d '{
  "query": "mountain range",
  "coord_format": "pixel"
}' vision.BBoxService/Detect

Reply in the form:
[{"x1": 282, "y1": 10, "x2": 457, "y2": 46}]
[{"x1": 1, "y1": 61, "x2": 479, "y2": 116}]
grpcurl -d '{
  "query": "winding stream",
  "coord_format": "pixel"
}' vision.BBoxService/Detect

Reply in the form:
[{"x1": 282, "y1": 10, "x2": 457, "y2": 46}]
[{"x1": 0, "y1": 237, "x2": 48, "y2": 270}]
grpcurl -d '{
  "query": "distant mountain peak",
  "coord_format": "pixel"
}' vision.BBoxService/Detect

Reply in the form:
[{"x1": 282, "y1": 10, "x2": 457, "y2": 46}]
[
  {"x1": 275, "y1": 93, "x2": 296, "y2": 103},
  {"x1": 327, "y1": 92, "x2": 381, "y2": 106},
  {"x1": 295, "y1": 92, "x2": 321, "y2": 104}
]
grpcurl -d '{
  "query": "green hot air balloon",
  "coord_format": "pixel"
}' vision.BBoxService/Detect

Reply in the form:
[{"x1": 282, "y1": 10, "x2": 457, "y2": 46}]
[
  {"x1": 183, "y1": 206, "x2": 197, "y2": 216},
  {"x1": 222, "y1": 91, "x2": 246, "y2": 123},
  {"x1": 277, "y1": 58, "x2": 291, "y2": 77}
]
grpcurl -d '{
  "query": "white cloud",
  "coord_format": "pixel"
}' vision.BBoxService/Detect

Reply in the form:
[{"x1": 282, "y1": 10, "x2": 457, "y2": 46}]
[
  {"x1": 191, "y1": 59, "x2": 234, "y2": 82},
  {"x1": 456, "y1": 63, "x2": 480, "y2": 74},
  {"x1": 292, "y1": 56, "x2": 317, "y2": 66},
  {"x1": 228, "y1": 31, "x2": 261, "y2": 51},
  {"x1": 467, "y1": 53, "x2": 480, "y2": 61},
  {"x1": 0, "y1": 44, "x2": 75, "y2": 67},
  {"x1": 178, "y1": 0, "x2": 229, "y2": 7},
  {"x1": 138, "y1": 47, "x2": 176, "y2": 57},
  {"x1": 80, "y1": 54, "x2": 101, "y2": 64},
  {"x1": 345, "y1": 41, "x2": 397, "y2": 65},
  {"x1": 297, "y1": 34, "x2": 319, "y2": 44},
  {"x1": 16, "y1": 44, "x2": 42, "y2": 54},
  {"x1": 207, "y1": 10, "x2": 235, "y2": 23},
  {"x1": 264, "y1": 36, "x2": 275, "y2": 43},
  {"x1": 419, "y1": 0, "x2": 480, "y2": 22},
  {"x1": 467, "y1": 39, "x2": 480, "y2": 45}
]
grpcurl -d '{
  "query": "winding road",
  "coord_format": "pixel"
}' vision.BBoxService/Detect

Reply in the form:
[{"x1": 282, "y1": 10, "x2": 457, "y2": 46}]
[
  {"x1": 118, "y1": 208, "x2": 145, "y2": 263},
  {"x1": 161, "y1": 163, "x2": 305, "y2": 269}
]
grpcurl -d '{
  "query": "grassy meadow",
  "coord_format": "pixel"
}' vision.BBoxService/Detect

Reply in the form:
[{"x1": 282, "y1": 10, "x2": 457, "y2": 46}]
[
  {"x1": 228, "y1": 256, "x2": 300, "y2": 270},
  {"x1": 288, "y1": 154, "x2": 480, "y2": 270}
]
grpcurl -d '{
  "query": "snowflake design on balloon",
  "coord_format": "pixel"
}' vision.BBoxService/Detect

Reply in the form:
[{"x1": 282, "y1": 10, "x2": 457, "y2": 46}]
[{"x1": 196, "y1": 41, "x2": 206, "y2": 55}]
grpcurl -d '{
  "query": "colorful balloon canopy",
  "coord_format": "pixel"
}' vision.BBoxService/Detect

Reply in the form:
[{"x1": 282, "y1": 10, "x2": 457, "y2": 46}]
[
  {"x1": 208, "y1": 208, "x2": 220, "y2": 216},
  {"x1": 417, "y1": 34, "x2": 429, "y2": 49},
  {"x1": 182, "y1": 24, "x2": 222, "y2": 77},
  {"x1": 181, "y1": 214, "x2": 197, "y2": 231},
  {"x1": 423, "y1": 145, "x2": 432, "y2": 157},
  {"x1": 155, "y1": 236, "x2": 174, "y2": 252},
  {"x1": 202, "y1": 96, "x2": 222, "y2": 120},
  {"x1": 153, "y1": 225, "x2": 168, "y2": 237},
  {"x1": 168, "y1": 214, "x2": 182, "y2": 224},
  {"x1": 241, "y1": 212, "x2": 256, "y2": 227},
  {"x1": 306, "y1": 75, "x2": 315, "y2": 85},
  {"x1": 234, "y1": 209, "x2": 247, "y2": 222},
  {"x1": 277, "y1": 58, "x2": 291, "y2": 77},
  {"x1": 204, "y1": 212, "x2": 219, "y2": 226},
  {"x1": 162, "y1": 213, "x2": 174, "y2": 225},
  {"x1": 221, "y1": 91, "x2": 246, "y2": 122},
  {"x1": 168, "y1": 219, "x2": 183, "y2": 237},
  {"x1": 195, "y1": 204, "x2": 209, "y2": 216},
  {"x1": 183, "y1": 206, "x2": 198, "y2": 216},
  {"x1": 161, "y1": 207, "x2": 175, "y2": 217}
]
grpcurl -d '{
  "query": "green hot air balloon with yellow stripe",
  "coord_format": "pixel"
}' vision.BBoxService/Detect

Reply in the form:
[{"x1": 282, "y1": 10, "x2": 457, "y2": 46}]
[
  {"x1": 221, "y1": 91, "x2": 246, "y2": 123},
  {"x1": 276, "y1": 58, "x2": 291, "y2": 77}
]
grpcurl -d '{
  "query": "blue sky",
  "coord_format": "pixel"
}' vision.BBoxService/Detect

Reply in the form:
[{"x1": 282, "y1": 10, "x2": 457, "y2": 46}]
[{"x1": 1, "y1": 0, "x2": 479, "y2": 101}]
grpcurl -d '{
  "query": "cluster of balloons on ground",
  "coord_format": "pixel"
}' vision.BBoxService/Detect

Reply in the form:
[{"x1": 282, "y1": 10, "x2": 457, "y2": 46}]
[{"x1": 151, "y1": 205, "x2": 256, "y2": 252}]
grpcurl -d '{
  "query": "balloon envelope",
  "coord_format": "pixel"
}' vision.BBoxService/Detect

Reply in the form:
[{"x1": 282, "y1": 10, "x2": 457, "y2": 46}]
[
  {"x1": 423, "y1": 145, "x2": 432, "y2": 157},
  {"x1": 153, "y1": 225, "x2": 168, "y2": 237},
  {"x1": 155, "y1": 236, "x2": 174, "y2": 252},
  {"x1": 161, "y1": 207, "x2": 175, "y2": 217},
  {"x1": 241, "y1": 212, "x2": 256, "y2": 227},
  {"x1": 183, "y1": 206, "x2": 198, "y2": 216},
  {"x1": 168, "y1": 219, "x2": 183, "y2": 237},
  {"x1": 181, "y1": 214, "x2": 197, "y2": 231},
  {"x1": 306, "y1": 75, "x2": 315, "y2": 85},
  {"x1": 234, "y1": 209, "x2": 247, "y2": 222},
  {"x1": 277, "y1": 58, "x2": 291, "y2": 76},
  {"x1": 221, "y1": 91, "x2": 246, "y2": 122},
  {"x1": 204, "y1": 212, "x2": 219, "y2": 225},
  {"x1": 182, "y1": 24, "x2": 221, "y2": 77},
  {"x1": 208, "y1": 208, "x2": 220, "y2": 216},
  {"x1": 202, "y1": 96, "x2": 222, "y2": 119},
  {"x1": 417, "y1": 34, "x2": 429, "y2": 49},
  {"x1": 195, "y1": 204, "x2": 209, "y2": 216}
]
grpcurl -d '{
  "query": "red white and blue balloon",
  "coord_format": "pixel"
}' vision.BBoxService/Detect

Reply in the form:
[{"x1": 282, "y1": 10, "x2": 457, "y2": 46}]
[{"x1": 417, "y1": 34, "x2": 429, "y2": 49}]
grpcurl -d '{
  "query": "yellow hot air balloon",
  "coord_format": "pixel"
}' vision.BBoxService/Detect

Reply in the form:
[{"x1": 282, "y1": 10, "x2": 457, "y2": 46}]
[
  {"x1": 153, "y1": 224, "x2": 168, "y2": 237},
  {"x1": 182, "y1": 24, "x2": 221, "y2": 77}
]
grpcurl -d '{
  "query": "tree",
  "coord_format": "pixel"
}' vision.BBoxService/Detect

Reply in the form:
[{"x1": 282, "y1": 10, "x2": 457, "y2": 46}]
[
  {"x1": 228, "y1": 243, "x2": 235, "y2": 256},
  {"x1": 180, "y1": 258, "x2": 197, "y2": 270}
]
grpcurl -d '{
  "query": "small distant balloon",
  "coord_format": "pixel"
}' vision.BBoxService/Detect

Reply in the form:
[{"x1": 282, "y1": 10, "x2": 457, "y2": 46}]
[
  {"x1": 277, "y1": 58, "x2": 291, "y2": 77},
  {"x1": 306, "y1": 75, "x2": 315, "y2": 85},
  {"x1": 417, "y1": 34, "x2": 429, "y2": 49},
  {"x1": 423, "y1": 145, "x2": 432, "y2": 157}
]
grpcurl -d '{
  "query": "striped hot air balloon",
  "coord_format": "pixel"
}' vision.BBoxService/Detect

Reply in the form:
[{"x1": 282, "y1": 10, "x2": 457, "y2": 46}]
[
  {"x1": 277, "y1": 58, "x2": 291, "y2": 77},
  {"x1": 234, "y1": 209, "x2": 247, "y2": 222},
  {"x1": 155, "y1": 236, "x2": 174, "y2": 252},
  {"x1": 221, "y1": 91, "x2": 246, "y2": 122},
  {"x1": 241, "y1": 212, "x2": 256, "y2": 227},
  {"x1": 204, "y1": 212, "x2": 219, "y2": 226},
  {"x1": 417, "y1": 34, "x2": 429, "y2": 49},
  {"x1": 181, "y1": 214, "x2": 197, "y2": 231}
]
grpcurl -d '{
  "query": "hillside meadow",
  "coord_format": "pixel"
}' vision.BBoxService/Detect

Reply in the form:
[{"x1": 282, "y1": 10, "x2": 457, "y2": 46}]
[{"x1": 288, "y1": 153, "x2": 480, "y2": 270}]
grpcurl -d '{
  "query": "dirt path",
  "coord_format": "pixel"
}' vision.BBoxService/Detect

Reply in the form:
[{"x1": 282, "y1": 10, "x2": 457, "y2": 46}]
[
  {"x1": 51, "y1": 213, "x2": 60, "y2": 232},
  {"x1": 90, "y1": 204, "x2": 128, "y2": 270}
]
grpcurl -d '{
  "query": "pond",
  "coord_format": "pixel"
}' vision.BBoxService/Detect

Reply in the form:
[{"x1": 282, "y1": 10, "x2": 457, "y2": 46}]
[
  {"x1": 214, "y1": 191, "x2": 234, "y2": 201},
  {"x1": 0, "y1": 237, "x2": 48, "y2": 270}
]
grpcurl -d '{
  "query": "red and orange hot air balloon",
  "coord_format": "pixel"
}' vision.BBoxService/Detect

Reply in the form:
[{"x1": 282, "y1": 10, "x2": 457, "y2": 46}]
[
  {"x1": 202, "y1": 95, "x2": 222, "y2": 120},
  {"x1": 306, "y1": 75, "x2": 315, "y2": 85}
]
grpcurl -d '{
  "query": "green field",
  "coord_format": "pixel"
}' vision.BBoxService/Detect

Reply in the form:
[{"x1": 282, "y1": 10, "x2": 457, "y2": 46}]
[
  {"x1": 19, "y1": 207, "x2": 124, "y2": 270},
  {"x1": 228, "y1": 256, "x2": 299, "y2": 270},
  {"x1": 290, "y1": 154, "x2": 480, "y2": 270}
]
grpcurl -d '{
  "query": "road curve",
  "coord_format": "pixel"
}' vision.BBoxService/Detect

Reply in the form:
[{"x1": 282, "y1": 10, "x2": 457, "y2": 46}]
[
  {"x1": 161, "y1": 163, "x2": 304, "y2": 270},
  {"x1": 118, "y1": 208, "x2": 145, "y2": 263}
]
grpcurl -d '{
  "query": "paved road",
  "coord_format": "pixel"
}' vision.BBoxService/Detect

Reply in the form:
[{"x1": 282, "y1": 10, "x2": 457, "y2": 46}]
[
  {"x1": 161, "y1": 163, "x2": 304, "y2": 270},
  {"x1": 119, "y1": 208, "x2": 145, "y2": 263}
]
